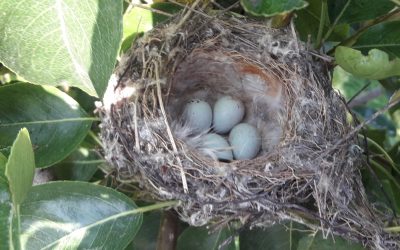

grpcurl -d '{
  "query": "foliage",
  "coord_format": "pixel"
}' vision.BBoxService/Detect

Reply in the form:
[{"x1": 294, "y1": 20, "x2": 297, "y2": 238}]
[
  {"x1": 19, "y1": 182, "x2": 142, "y2": 249},
  {"x1": 335, "y1": 46, "x2": 400, "y2": 79},
  {"x1": 240, "y1": 0, "x2": 308, "y2": 17},
  {"x1": 0, "y1": 0, "x2": 122, "y2": 97},
  {"x1": 0, "y1": 0, "x2": 399, "y2": 249}
]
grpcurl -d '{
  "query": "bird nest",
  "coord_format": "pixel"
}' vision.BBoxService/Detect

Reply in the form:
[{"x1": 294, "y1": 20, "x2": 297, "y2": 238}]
[{"x1": 98, "y1": 6, "x2": 398, "y2": 250}]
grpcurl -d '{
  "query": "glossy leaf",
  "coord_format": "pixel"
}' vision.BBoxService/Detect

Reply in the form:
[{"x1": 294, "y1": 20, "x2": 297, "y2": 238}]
[
  {"x1": 297, "y1": 232, "x2": 365, "y2": 250},
  {"x1": 240, "y1": 222, "x2": 305, "y2": 250},
  {"x1": 328, "y1": 0, "x2": 395, "y2": 24},
  {"x1": 335, "y1": 46, "x2": 400, "y2": 80},
  {"x1": 0, "y1": 0, "x2": 123, "y2": 97},
  {"x1": 0, "y1": 83, "x2": 93, "y2": 168},
  {"x1": 240, "y1": 0, "x2": 308, "y2": 17},
  {"x1": 353, "y1": 21, "x2": 400, "y2": 58},
  {"x1": 0, "y1": 152, "x2": 13, "y2": 249},
  {"x1": 5, "y1": 128, "x2": 35, "y2": 206},
  {"x1": 53, "y1": 146, "x2": 103, "y2": 181},
  {"x1": 177, "y1": 226, "x2": 235, "y2": 250},
  {"x1": 19, "y1": 181, "x2": 142, "y2": 250}
]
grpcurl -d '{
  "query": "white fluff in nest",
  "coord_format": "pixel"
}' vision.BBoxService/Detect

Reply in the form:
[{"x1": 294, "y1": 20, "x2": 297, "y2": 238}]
[
  {"x1": 239, "y1": 72, "x2": 284, "y2": 152},
  {"x1": 171, "y1": 121, "x2": 230, "y2": 163},
  {"x1": 168, "y1": 52, "x2": 285, "y2": 160}
]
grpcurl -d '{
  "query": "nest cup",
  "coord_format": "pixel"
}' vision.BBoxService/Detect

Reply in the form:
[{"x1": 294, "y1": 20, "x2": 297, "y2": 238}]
[{"x1": 98, "y1": 7, "x2": 399, "y2": 249}]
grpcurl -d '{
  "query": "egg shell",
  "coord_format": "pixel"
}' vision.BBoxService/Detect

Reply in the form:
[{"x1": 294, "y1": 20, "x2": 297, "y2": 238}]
[
  {"x1": 201, "y1": 133, "x2": 233, "y2": 161},
  {"x1": 183, "y1": 99, "x2": 212, "y2": 132},
  {"x1": 229, "y1": 123, "x2": 261, "y2": 160},
  {"x1": 213, "y1": 96, "x2": 245, "y2": 134}
]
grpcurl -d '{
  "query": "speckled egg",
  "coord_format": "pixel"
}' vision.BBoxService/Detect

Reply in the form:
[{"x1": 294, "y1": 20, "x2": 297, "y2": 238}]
[
  {"x1": 201, "y1": 133, "x2": 233, "y2": 161},
  {"x1": 229, "y1": 123, "x2": 261, "y2": 160},
  {"x1": 213, "y1": 96, "x2": 245, "y2": 134},
  {"x1": 183, "y1": 99, "x2": 212, "y2": 132}
]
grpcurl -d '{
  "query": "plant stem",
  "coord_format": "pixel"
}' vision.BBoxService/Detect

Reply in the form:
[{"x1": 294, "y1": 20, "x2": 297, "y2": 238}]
[
  {"x1": 317, "y1": 0, "x2": 351, "y2": 49},
  {"x1": 88, "y1": 130, "x2": 103, "y2": 147},
  {"x1": 315, "y1": 0, "x2": 327, "y2": 49},
  {"x1": 134, "y1": 201, "x2": 180, "y2": 214}
]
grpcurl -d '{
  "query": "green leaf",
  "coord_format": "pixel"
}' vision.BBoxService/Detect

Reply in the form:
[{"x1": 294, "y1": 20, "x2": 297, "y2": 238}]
[
  {"x1": 297, "y1": 232, "x2": 365, "y2": 250},
  {"x1": 176, "y1": 226, "x2": 235, "y2": 250},
  {"x1": 52, "y1": 146, "x2": 103, "y2": 181},
  {"x1": 65, "y1": 87, "x2": 98, "y2": 115},
  {"x1": 19, "y1": 181, "x2": 142, "y2": 250},
  {"x1": 328, "y1": 0, "x2": 395, "y2": 24},
  {"x1": 381, "y1": 179, "x2": 400, "y2": 213},
  {"x1": 240, "y1": 0, "x2": 308, "y2": 17},
  {"x1": 0, "y1": 152, "x2": 13, "y2": 250},
  {"x1": 335, "y1": 46, "x2": 400, "y2": 80},
  {"x1": 295, "y1": 0, "x2": 328, "y2": 43},
  {"x1": 240, "y1": 222, "x2": 305, "y2": 250},
  {"x1": 353, "y1": 21, "x2": 400, "y2": 58},
  {"x1": 121, "y1": 6, "x2": 153, "y2": 53},
  {"x1": 0, "y1": 0, "x2": 123, "y2": 97},
  {"x1": 0, "y1": 83, "x2": 93, "y2": 168},
  {"x1": 5, "y1": 128, "x2": 35, "y2": 206},
  {"x1": 295, "y1": 0, "x2": 350, "y2": 43},
  {"x1": 121, "y1": 3, "x2": 181, "y2": 53}
]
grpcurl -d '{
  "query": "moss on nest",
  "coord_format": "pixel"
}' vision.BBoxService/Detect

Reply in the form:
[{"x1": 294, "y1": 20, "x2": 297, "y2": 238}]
[{"x1": 98, "y1": 6, "x2": 399, "y2": 249}]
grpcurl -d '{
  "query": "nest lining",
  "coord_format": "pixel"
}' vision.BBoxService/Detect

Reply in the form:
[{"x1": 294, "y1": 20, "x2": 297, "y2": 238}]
[{"x1": 98, "y1": 8, "x2": 399, "y2": 250}]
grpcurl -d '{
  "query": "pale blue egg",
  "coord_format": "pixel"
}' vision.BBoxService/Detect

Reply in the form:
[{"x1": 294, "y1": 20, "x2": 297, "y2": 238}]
[
  {"x1": 183, "y1": 99, "x2": 212, "y2": 132},
  {"x1": 213, "y1": 96, "x2": 245, "y2": 134},
  {"x1": 201, "y1": 133, "x2": 233, "y2": 161},
  {"x1": 229, "y1": 123, "x2": 261, "y2": 160}
]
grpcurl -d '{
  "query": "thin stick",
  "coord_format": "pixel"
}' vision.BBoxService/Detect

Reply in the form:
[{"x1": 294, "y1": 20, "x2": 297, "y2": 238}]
[
  {"x1": 315, "y1": 0, "x2": 327, "y2": 49},
  {"x1": 154, "y1": 61, "x2": 189, "y2": 193},
  {"x1": 179, "y1": 0, "x2": 203, "y2": 27},
  {"x1": 290, "y1": 19, "x2": 300, "y2": 53},
  {"x1": 320, "y1": 97, "x2": 400, "y2": 158},
  {"x1": 347, "y1": 82, "x2": 370, "y2": 105},
  {"x1": 132, "y1": 3, "x2": 174, "y2": 17},
  {"x1": 133, "y1": 96, "x2": 140, "y2": 150},
  {"x1": 168, "y1": 0, "x2": 209, "y2": 22}
]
